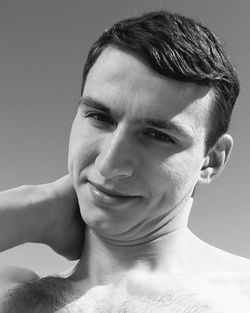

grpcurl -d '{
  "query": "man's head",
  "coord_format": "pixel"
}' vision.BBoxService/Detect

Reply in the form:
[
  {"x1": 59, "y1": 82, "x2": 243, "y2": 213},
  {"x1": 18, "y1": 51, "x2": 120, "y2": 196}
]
[
  {"x1": 68, "y1": 11, "x2": 239, "y2": 240},
  {"x1": 81, "y1": 10, "x2": 239, "y2": 153}
]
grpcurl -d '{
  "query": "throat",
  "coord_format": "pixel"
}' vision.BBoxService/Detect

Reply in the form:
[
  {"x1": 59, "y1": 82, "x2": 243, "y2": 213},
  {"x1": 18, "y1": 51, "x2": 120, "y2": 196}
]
[{"x1": 70, "y1": 226, "x2": 191, "y2": 287}]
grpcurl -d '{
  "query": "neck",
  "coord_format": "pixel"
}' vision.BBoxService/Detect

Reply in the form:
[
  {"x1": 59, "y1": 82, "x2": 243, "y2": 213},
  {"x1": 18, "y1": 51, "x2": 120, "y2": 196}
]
[{"x1": 70, "y1": 198, "x2": 194, "y2": 287}]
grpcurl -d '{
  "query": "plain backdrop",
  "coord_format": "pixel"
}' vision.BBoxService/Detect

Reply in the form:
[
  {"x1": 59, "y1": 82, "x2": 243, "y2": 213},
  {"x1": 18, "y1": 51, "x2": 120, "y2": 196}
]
[{"x1": 0, "y1": 0, "x2": 249, "y2": 276}]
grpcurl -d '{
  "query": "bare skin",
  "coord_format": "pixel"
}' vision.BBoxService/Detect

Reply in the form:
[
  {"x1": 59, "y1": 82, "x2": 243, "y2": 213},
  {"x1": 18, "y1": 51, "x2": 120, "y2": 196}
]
[
  {"x1": 0, "y1": 175, "x2": 84, "y2": 260},
  {"x1": 0, "y1": 48, "x2": 250, "y2": 312},
  {"x1": 1, "y1": 228, "x2": 250, "y2": 312}
]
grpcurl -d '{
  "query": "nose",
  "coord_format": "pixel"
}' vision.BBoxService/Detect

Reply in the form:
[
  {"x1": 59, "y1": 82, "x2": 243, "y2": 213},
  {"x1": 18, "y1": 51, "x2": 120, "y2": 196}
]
[{"x1": 95, "y1": 126, "x2": 135, "y2": 180}]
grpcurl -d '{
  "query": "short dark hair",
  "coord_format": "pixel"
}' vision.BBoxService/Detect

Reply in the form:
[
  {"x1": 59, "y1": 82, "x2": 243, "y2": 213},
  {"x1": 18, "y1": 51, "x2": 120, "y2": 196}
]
[{"x1": 81, "y1": 10, "x2": 240, "y2": 152}]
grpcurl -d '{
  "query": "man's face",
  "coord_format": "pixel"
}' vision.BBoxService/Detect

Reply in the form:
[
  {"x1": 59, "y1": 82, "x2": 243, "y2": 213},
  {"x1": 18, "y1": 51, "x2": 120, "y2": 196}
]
[{"x1": 68, "y1": 47, "x2": 212, "y2": 241}]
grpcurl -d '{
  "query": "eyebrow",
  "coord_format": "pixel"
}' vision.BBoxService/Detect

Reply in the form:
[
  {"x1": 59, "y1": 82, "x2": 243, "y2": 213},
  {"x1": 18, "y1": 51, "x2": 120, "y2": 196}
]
[
  {"x1": 79, "y1": 96, "x2": 193, "y2": 139},
  {"x1": 79, "y1": 96, "x2": 111, "y2": 114},
  {"x1": 142, "y1": 118, "x2": 193, "y2": 139}
]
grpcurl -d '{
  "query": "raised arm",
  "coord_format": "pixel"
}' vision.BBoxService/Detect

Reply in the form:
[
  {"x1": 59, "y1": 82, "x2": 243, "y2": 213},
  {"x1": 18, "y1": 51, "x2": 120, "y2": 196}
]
[{"x1": 0, "y1": 176, "x2": 85, "y2": 260}]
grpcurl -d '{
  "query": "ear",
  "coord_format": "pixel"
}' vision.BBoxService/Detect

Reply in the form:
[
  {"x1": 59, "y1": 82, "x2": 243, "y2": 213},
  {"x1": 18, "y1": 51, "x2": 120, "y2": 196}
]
[{"x1": 198, "y1": 134, "x2": 233, "y2": 184}]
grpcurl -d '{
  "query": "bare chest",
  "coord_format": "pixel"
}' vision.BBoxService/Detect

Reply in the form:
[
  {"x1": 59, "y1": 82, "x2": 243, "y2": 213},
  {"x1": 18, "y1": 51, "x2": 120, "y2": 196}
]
[
  {"x1": 4, "y1": 272, "x2": 250, "y2": 313},
  {"x1": 59, "y1": 273, "x2": 250, "y2": 313},
  {"x1": 60, "y1": 286, "x2": 214, "y2": 313}
]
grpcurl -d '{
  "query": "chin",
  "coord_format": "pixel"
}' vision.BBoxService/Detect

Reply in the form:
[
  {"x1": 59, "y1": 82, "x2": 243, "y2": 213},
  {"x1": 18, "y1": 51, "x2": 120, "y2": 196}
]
[{"x1": 80, "y1": 209, "x2": 121, "y2": 236}]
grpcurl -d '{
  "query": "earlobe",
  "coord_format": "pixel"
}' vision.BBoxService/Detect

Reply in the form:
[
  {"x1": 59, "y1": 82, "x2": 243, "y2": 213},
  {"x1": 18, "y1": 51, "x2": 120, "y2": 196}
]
[{"x1": 199, "y1": 134, "x2": 233, "y2": 184}]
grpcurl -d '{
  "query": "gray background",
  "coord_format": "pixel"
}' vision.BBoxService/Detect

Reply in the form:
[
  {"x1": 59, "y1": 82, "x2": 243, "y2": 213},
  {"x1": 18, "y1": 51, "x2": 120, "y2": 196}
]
[{"x1": 0, "y1": 0, "x2": 249, "y2": 276}]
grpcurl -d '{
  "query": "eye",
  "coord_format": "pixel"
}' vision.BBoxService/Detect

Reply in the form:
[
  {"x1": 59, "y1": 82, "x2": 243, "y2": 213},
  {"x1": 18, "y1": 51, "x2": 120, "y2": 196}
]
[
  {"x1": 144, "y1": 129, "x2": 176, "y2": 143},
  {"x1": 84, "y1": 112, "x2": 115, "y2": 125}
]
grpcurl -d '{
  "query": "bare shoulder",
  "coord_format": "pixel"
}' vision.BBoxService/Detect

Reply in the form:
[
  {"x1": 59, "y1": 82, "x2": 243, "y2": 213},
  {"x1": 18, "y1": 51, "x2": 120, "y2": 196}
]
[
  {"x1": 188, "y1": 230, "x2": 250, "y2": 271},
  {"x1": 0, "y1": 265, "x2": 39, "y2": 294},
  {"x1": 0, "y1": 268, "x2": 73, "y2": 313},
  {"x1": 0, "y1": 265, "x2": 39, "y2": 284},
  {"x1": 0, "y1": 266, "x2": 39, "y2": 312},
  {"x1": 202, "y1": 241, "x2": 250, "y2": 271}
]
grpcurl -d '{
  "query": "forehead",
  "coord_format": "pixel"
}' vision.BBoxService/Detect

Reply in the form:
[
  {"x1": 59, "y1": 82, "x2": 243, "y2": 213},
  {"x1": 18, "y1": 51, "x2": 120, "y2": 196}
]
[{"x1": 83, "y1": 47, "x2": 212, "y2": 135}]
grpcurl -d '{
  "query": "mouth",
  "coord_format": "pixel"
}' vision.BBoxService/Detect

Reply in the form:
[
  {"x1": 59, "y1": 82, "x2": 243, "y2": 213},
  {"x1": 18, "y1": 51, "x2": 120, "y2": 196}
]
[
  {"x1": 87, "y1": 180, "x2": 140, "y2": 206},
  {"x1": 89, "y1": 181, "x2": 133, "y2": 197}
]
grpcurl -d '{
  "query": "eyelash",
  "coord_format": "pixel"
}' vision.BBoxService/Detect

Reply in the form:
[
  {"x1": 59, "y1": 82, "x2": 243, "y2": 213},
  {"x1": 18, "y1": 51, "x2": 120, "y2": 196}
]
[
  {"x1": 84, "y1": 112, "x2": 115, "y2": 125},
  {"x1": 84, "y1": 112, "x2": 176, "y2": 144},
  {"x1": 143, "y1": 129, "x2": 176, "y2": 143}
]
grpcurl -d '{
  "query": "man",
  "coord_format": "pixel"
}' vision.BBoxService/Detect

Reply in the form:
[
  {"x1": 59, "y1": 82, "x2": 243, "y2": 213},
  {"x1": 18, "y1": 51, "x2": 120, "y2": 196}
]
[{"x1": 0, "y1": 10, "x2": 250, "y2": 312}]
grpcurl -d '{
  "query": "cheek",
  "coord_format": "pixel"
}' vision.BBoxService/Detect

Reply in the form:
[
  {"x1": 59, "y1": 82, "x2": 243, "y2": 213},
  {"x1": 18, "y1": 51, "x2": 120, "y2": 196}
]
[
  {"x1": 166, "y1": 152, "x2": 203, "y2": 191},
  {"x1": 150, "y1": 151, "x2": 203, "y2": 198},
  {"x1": 68, "y1": 119, "x2": 98, "y2": 181}
]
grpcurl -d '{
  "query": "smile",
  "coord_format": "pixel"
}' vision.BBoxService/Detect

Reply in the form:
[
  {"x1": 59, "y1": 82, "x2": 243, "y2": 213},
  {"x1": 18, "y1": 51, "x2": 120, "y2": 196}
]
[{"x1": 88, "y1": 181, "x2": 139, "y2": 206}]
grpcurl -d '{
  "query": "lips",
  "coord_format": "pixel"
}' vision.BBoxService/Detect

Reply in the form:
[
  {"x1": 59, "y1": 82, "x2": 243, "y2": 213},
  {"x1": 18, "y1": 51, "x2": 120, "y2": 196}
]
[
  {"x1": 89, "y1": 181, "x2": 132, "y2": 197},
  {"x1": 87, "y1": 180, "x2": 139, "y2": 206}
]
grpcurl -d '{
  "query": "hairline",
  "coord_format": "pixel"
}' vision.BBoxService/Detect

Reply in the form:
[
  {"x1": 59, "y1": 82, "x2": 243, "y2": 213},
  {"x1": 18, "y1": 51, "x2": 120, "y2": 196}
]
[{"x1": 81, "y1": 44, "x2": 219, "y2": 154}]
